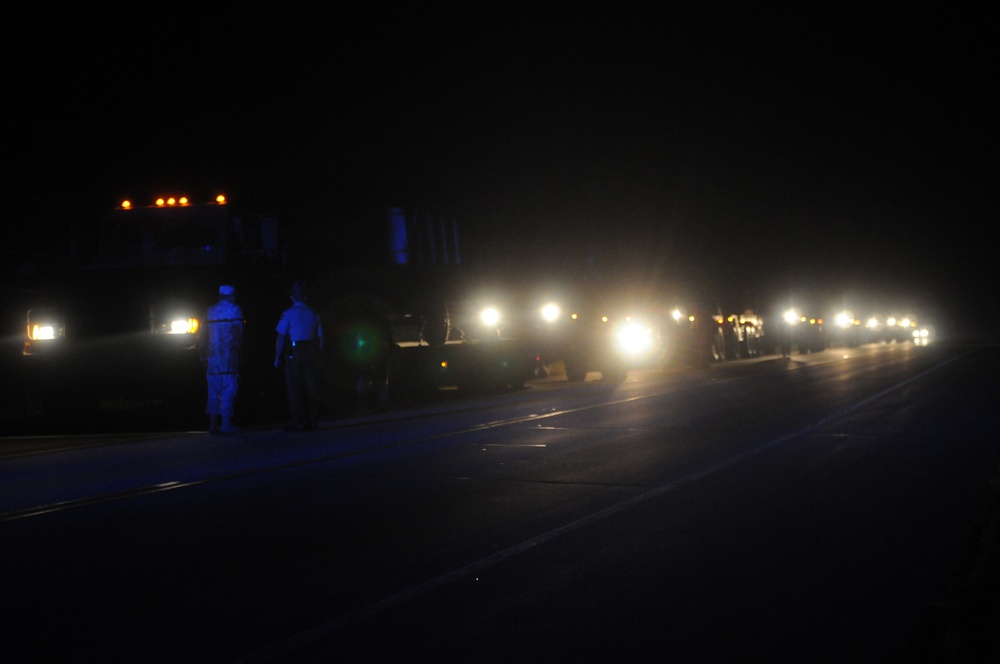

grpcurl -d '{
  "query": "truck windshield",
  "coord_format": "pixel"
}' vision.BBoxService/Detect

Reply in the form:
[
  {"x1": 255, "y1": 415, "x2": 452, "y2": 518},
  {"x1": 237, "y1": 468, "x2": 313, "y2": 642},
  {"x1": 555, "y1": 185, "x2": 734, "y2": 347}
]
[{"x1": 90, "y1": 206, "x2": 229, "y2": 269}]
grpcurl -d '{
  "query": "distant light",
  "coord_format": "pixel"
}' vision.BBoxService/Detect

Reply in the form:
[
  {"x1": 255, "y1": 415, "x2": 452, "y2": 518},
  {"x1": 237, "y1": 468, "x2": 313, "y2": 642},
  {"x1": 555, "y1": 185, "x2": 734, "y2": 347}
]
[
  {"x1": 178, "y1": 196, "x2": 189, "y2": 205},
  {"x1": 155, "y1": 198, "x2": 166, "y2": 206},
  {"x1": 540, "y1": 302, "x2": 560, "y2": 323},
  {"x1": 121, "y1": 200, "x2": 132, "y2": 209},
  {"x1": 216, "y1": 194, "x2": 227, "y2": 204}
]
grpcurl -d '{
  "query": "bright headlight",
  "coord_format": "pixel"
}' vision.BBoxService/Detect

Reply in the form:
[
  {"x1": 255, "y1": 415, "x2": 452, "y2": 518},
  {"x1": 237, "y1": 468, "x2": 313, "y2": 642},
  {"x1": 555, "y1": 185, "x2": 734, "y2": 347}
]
[
  {"x1": 26, "y1": 309, "x2": 65, "y2": 341},
  {"x1": 783, "y1": 309, "x2": 800, "y2": 325},
  {"x1": 158, "y1": 317, "x2": 200, "y2": 335},
  {"x1": 835, "y1": 311, "x2": 854, "y2": 329},
  {"x1": 615, "y1": 320, "x2": 654, "y2": 357},
  {"x1": 540, "y1": 302, "x2": 561, "y2": 323},
  {"x1": 172, "y1": 318, "x2": 199, "y2": 334},
  {"x1": 479, "y1": 307, "x2": 500, "y2": 327},
  {"x1": 32, "y1": 325, "x2": 57, "y2": 340}
]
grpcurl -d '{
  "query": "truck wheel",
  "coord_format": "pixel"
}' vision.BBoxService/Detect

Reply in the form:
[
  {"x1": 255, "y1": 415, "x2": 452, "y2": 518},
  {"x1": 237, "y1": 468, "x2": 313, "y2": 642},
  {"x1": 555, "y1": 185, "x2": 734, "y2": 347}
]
[
  {"x1": 420, "y1": 301, "x2": 450, "y2": 347},
  {"x1": 711, "y1": 329, "x2": 726, "y2": 362},
  {"x1": 565, "y1": 357, "x2": 587, "y2": 382},
  {"x1": 601, "y1": 365, "x2": 627, "y2": 384},
  {"x1": 496, "y1": 356, "x2": 527, "y2": 391}
]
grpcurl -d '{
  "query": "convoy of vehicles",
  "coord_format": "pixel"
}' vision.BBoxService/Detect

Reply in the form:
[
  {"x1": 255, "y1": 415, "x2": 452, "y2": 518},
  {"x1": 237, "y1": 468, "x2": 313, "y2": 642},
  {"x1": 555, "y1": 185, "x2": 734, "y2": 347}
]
[
  {"x1": 7, "y1": 193, "x2": 937, "y2": 430},
  {"x1": 523, "y1": 292, "x2": 772, "y2": 380},
  {"x1": 13, "y1": 199, "x2": 535, "y2": 426}
]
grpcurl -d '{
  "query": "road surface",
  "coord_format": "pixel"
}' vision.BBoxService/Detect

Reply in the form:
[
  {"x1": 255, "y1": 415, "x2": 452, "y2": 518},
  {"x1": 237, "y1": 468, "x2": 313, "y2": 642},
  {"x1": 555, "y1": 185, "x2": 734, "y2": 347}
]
[{"x1": 1, "y1": 342, "x2": 997, "y2": 662}]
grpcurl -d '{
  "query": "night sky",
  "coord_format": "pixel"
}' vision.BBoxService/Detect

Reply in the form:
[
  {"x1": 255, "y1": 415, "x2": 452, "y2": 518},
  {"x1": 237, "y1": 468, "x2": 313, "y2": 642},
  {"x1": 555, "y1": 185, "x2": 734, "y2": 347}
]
[{"x1": 3, "y1": 8, "x2": 995, "y2": 336}]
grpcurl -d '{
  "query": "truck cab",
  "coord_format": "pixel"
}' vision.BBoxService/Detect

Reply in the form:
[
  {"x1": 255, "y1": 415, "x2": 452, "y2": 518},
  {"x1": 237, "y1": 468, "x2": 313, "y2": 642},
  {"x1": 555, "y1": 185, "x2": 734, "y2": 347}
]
[{"x1": 19, "y1": 194, "x2": 284, "y2": 424}]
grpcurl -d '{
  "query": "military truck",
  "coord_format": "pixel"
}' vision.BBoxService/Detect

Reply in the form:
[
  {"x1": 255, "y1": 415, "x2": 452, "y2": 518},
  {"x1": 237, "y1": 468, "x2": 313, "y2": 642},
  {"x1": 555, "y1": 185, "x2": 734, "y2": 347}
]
[{"x1": 18, "y1": 193, "x2": 286, "y2": 427}]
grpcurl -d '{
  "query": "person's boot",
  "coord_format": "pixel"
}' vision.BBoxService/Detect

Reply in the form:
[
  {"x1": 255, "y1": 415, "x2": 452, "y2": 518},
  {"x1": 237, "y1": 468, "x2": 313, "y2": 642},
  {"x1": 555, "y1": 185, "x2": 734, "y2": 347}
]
[
  {"x1": 209, "y1": 413, "x2": 221, "y2": 434},
  {"x1": 219, "y1": 414, "x2": 242, "y2": 434}
]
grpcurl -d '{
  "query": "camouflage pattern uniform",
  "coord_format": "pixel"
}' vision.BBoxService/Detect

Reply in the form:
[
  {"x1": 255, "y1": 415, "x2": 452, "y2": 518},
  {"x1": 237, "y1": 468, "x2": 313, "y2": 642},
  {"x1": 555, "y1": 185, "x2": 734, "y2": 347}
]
[{"x1": 203, "y1": 289, "x2": 244, "y2": 432}]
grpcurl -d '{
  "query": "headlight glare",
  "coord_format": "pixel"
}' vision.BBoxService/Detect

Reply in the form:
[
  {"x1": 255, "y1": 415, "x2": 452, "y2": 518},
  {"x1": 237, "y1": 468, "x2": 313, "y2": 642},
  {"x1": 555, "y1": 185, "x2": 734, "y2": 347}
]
[
  {"x1": 479, "y1": 307, "x2": 500, "y2": 327},
  {"x1": 26, "y1": 309, "x2": 65, "y2": 341},
  {"x1": 32, "y1": 324, "x2": 57, "y2": 340},
  {"x1": 163, "y1": 318, "x2": 200, "y2": 335},
  {"x1": 615, "y1": 320, "x2": 654, "y2": 357},
  {"x1": 540, "y1": 302, "x2": 560, "y2": 323}
]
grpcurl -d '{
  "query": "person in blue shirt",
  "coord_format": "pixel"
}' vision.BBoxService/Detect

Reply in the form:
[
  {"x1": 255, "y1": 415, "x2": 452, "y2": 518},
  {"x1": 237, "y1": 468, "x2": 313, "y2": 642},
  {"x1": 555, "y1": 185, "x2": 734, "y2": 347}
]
[
  {"x1": 201, "y1": 284, "x2": 244, "y2": 434},
  {"x1": 274, "y1": 281, "x2": 324, "y2": 431}
]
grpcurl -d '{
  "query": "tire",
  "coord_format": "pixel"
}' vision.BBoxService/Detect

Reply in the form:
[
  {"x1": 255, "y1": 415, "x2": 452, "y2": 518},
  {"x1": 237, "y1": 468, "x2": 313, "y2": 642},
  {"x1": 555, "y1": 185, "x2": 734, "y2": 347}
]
[
  {"x1": 565, "y1": 356, "x2": 587, "y2": 382},
  {"x1": 498, "y1": 357, "x2": 527, "y2": 391},
  {"x1": 711, "y1": 328, "x2": 726, "y2": 362},
  {"x1": 420, "y1": 301, "x2": 450, "y2": 347},
  {"x1": 601, "y1": 365, "x2": 627, "y2": 384}
]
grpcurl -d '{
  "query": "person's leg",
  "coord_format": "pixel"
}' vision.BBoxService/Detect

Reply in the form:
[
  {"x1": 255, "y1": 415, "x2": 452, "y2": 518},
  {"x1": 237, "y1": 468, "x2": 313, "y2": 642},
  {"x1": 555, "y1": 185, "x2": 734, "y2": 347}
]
[
  {"x1": 303, "y1": 355, "x2": 320, "y2": 430},
  {"x1": 285, "y1": 359, "x2": 305, "y2": 429},
  {"x1": 219, "y1": 374, "x2": 241, "y2": 433},
  {"x1": 206, "y1": 372, "x2": 221, "y2": 433}
]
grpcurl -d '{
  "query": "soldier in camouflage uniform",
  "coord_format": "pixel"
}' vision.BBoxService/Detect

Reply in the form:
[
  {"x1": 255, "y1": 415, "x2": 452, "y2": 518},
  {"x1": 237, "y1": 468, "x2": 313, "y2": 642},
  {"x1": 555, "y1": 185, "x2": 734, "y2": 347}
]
[{"x1": 201, "y1": 284, "x2": 245, "y2": 434}]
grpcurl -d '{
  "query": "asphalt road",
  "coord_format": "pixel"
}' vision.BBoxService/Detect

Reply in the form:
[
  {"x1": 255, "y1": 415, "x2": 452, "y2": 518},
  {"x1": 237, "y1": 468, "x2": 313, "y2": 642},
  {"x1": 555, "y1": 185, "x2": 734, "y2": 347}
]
[{"x1": 2, "y1": 342, "x2": 998, "y2": 663}]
